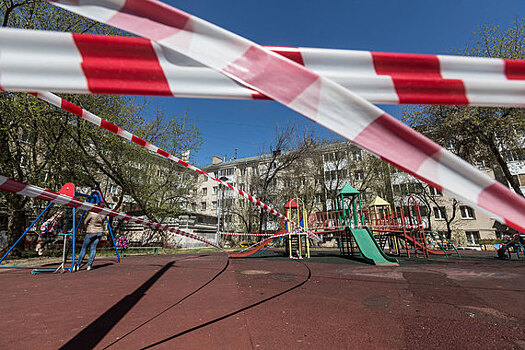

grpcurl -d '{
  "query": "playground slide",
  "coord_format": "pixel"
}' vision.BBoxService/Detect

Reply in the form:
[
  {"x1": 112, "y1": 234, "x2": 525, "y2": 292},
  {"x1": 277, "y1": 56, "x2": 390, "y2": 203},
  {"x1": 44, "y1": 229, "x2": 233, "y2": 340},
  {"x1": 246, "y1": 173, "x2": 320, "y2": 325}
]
[
  {"x1": 401, "y1": 234, "x2": 447, "y2": 255},
  {"x1": 229, "y1": 231, "x2": 285, "y2": 258},
  {"x1": 350, "y1": 228, "x2": 399, "y2": 266}
]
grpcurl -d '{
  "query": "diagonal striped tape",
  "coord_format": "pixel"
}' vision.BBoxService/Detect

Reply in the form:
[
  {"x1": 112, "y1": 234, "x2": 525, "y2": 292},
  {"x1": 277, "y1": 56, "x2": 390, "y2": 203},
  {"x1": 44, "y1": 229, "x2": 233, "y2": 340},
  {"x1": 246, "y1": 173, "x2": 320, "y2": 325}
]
[
  {"x1": 47, "y1": 0, "x2": 525, "y2": 233},
  {"x1": 0, "y1": 175, "x2": 222, "y2": 250},
  {"x1": 30, "y1": 91, "x2": 321, "y2": 242}
]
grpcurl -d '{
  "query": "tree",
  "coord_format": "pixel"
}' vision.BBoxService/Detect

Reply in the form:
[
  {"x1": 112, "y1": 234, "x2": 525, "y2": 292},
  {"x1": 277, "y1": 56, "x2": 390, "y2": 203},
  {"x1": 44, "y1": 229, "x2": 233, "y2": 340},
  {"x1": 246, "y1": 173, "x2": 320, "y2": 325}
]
[
  {"x1": 0, "y1": 2, "x2": 202, "y2": 252},
  {"x1": 251, "y1": 124, "x2": 315, "y2": 233},
  {"x1": 403, "y1": 19, "x2": 525, "y2": 196}
]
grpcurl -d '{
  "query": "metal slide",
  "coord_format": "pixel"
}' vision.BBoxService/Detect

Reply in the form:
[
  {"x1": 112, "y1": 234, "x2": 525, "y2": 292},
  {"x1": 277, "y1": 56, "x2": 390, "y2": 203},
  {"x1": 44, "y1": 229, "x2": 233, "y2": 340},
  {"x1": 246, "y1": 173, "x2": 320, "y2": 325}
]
[{"x1": 350, "y1": 228, "x2": 399, "y2": 266}]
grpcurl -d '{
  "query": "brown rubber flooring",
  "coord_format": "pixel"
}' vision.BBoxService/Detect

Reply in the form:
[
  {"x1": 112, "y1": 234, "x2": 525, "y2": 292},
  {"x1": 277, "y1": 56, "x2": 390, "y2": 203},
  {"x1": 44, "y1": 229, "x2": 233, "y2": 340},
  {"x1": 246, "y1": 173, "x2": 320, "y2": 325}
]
[{"x1": 1, "y1": 251, "x2": 524, "y2": 349}]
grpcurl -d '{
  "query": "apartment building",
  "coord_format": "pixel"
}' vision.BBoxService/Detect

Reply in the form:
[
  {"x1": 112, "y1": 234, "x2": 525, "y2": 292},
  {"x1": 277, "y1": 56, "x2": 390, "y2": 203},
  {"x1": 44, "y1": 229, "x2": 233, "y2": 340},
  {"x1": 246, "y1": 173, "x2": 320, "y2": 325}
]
[{"x1": 196, "y1": 141, "x2": 524, "y2": 246}]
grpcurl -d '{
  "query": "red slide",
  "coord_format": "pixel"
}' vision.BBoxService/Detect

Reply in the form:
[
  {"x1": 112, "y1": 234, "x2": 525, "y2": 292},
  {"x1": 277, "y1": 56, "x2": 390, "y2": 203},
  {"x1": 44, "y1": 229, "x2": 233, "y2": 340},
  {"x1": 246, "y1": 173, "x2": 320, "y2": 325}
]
[
  {"x1": 229, "y1": 230, "x2": 286, "y2": 258},
  {"x1": 402, "y1": 234, "x2": 447, "y2": 255}
]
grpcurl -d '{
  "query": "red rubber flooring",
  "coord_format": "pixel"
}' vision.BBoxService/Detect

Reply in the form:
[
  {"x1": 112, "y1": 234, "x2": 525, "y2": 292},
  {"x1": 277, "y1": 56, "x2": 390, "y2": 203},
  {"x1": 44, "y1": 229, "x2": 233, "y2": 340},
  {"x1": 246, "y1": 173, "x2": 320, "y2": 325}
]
[{"x1": 1, "y1": 252, "x2": 524, "y2": 349}]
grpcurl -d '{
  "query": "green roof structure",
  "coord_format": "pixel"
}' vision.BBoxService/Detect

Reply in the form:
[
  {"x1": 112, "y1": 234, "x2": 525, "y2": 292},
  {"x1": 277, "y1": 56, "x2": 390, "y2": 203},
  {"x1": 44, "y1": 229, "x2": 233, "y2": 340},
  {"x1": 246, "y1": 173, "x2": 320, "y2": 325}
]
[{"x1": 338, "y1": 183, "x2": 360, "y2": 196}]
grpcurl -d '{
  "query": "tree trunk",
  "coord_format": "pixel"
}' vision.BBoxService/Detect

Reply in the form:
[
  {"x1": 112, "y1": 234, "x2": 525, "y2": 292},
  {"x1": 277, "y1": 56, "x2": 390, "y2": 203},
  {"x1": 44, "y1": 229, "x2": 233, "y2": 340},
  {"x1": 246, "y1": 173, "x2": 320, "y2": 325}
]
[
  {"x1": 487, "y1": 136, "x2": 524, "y2": 196},
  {"x1": 5, "y1": 195, "x2": 28, "y2": 257}
]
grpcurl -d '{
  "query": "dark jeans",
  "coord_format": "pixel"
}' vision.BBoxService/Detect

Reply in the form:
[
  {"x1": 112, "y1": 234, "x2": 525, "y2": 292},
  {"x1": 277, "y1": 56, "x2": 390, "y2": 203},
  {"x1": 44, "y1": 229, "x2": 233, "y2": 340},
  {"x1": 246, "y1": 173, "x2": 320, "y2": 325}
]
[{"x1": 76, "y1": 232, "x2": 103, "y2": 267}]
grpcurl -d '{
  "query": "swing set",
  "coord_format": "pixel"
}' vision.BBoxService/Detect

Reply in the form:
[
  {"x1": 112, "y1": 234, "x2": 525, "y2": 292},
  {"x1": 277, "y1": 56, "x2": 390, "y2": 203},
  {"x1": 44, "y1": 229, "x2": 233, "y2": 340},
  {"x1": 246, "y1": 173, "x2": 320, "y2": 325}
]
[{"x1": 0, "y1": 183, "x2": 120, "y2": 273}]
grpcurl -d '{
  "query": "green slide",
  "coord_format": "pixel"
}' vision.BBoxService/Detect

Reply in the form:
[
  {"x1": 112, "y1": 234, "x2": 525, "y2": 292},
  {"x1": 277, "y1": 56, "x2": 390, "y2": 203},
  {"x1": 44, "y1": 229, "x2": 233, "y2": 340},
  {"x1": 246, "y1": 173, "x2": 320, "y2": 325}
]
[{"x1": 350, "y1": 227, "x2": 398, "y2": 266}]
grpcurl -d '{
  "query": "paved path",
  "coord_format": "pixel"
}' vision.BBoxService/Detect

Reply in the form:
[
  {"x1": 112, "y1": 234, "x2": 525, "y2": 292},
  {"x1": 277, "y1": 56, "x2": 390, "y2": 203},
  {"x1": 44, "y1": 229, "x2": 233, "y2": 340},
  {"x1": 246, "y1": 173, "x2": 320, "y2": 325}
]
[{"x1": 1, "y1": 252, "x2": 524, "y2": 349}]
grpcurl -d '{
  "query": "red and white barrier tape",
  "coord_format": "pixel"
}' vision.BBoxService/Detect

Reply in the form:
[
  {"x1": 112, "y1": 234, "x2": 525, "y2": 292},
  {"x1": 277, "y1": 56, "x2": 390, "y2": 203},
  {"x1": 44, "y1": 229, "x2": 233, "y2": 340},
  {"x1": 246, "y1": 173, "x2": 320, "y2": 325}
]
[
  {"x1": 218, "y1": 232, "x2": 276, "y2": 236},
  {"x1": 30, "y1": 91, "x2": 320, "y2": 242},
  {"x1": 2, "y1": 28, "x2": 525, "y2": 107},
  {"x1": 0, "y1": 176, "x2": 222, "y2": 250},
  {"x1": 45, "y1": 0, "x2": 525, "y2": 233}
]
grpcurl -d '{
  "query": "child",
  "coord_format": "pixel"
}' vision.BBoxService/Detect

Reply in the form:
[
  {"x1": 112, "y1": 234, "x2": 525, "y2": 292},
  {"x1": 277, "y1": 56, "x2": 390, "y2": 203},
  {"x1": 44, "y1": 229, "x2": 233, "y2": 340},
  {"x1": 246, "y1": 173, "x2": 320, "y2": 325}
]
[
  {"x1": 497, "y1": 234, "x2": 523, "y2": 259},
  {"x1": 35, "y1": 211, "x2": 63, "y2": 256}
]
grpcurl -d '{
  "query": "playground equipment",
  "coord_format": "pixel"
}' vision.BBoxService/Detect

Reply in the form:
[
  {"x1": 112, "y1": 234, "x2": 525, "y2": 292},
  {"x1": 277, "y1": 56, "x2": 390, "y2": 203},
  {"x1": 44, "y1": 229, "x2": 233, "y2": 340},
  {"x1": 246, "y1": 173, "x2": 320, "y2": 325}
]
[
  {"x1": 361, "y1": 195, "x2": 460, "y2": 258},
  {"x1": 284, "y1": 199, "x2": 310, "y2": 259},
  {"x1": 334, "y1": 184, "x2": 398, "y2": 266},
  {"x1": 229, "y1": 230, "x2": 286, "y2": 258},
  {"x1": 0, "y1": 183, "x2": 120, "y2": 273},
  {"x1": 310, "y1": 186, "x2": 460, "y2": 261}
]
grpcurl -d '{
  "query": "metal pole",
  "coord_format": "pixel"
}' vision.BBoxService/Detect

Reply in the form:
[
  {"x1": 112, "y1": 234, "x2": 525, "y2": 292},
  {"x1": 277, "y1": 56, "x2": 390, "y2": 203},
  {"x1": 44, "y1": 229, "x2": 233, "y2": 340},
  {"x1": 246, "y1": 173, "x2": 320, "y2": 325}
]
[
  {"x1": 0, "y1": 202, "x2": 53, "y2": 264},
  {"x1": 106, "y1": 217, "x2": 121, "y2": 262}
]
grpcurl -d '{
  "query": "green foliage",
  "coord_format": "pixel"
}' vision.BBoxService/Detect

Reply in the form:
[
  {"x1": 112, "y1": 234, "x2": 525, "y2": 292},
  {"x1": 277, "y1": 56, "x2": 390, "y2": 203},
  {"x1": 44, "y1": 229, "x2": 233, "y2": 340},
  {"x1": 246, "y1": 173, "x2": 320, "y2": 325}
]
[
  {"x1": 403, "y1": 18, "x2": 525, "y2": 196},
  {"x1": 0, "y1": 1, "x2": 202, "y2": 250}
]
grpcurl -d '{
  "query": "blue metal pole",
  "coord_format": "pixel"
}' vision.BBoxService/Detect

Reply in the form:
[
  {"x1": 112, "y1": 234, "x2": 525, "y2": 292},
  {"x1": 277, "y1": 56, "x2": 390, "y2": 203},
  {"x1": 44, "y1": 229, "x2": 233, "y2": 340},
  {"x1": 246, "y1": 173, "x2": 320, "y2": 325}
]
[
  {"x1": 71, "y1": 207, "x2": 76, "y2": 271},
  {"x1": 0, "y1": 202, "x2": 53, "y2": 264},
  {"x1": 106, "y1": 217, "x2": 121, "y2": 262},
  {"x1": 0, "y1": 266, "x2": 57, "y2": 270}
]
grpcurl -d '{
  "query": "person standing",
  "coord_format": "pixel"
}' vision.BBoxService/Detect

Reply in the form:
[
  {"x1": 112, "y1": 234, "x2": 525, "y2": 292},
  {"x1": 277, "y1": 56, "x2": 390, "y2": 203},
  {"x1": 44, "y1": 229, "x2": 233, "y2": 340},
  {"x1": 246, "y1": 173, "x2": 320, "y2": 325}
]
[{"x1": 73, "y1": 207, "x2": 107, "y2": 271}]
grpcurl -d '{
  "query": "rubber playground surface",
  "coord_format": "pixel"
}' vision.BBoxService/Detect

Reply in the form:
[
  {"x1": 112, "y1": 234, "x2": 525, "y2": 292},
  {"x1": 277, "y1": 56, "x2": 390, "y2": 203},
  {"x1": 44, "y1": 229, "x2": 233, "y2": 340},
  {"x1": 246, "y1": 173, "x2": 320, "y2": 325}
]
[{"x1": 1, "y1": 250, "x2": 524, "y2": 349}]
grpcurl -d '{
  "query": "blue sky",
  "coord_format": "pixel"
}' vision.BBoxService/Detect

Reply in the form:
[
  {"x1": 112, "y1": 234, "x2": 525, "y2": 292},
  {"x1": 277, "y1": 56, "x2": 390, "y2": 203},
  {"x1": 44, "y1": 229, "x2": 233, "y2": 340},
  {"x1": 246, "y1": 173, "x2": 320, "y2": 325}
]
[{"x1": 154, "y1": 0, "x2": 525, "y2": 166}]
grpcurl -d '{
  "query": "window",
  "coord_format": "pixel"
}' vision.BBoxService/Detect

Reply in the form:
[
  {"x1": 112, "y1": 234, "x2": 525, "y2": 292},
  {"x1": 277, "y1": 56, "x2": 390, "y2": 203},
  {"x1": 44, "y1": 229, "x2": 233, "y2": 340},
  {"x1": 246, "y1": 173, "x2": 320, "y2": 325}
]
[
  {"x1": 353, "y1": 150, "x2": 362, "y2": 161},
  {"x1": 325, "y1": 170, "x2": 337, "y2": 181},
  {"x1": 239, "y1": 183, "x2": 245, "y2": 191},
  {"x1": 219, "y1": 168, "x2": 234, "y2": 176},
  {"x1": 316, "y1": 193, "x2": 323, "y2": 203},
  {"x1": 433, "y1": 207, "x2": 446, "y2": 220},
  {"x1": 212, "y1": 201, "x2": 217, "y2": 209},
  {"x1": 460, "y1": 206, "x2": 476, "y2": 219},
  {"x1": 429, "y1": 187, "x2": 442, "y2": 196},
  {"x1": 354, "y1": 170, "x2": 364, "y2": 181},
  {"x1": 241, "y1": 167, "x2": 247, "y2": 176},
  {"x1": 465, "y1": 231, "x2": 480, "y2": 245},
  {"x1": 202, "y1": 188, "x2": 207, "y2": 196},
  {"x1": 201, "y1": 202, "x2": 206, "y2": 210},
  {"x1": 213, "y1": 186, "x2": 218, "y2": 195},
  {"x1": 519, "y1": 174, "x2": 525, "y2": 186},
  {"x1": 336, "y1": 150, "x2": 347, "y2": 160},
  {"x1": 191, "y1": 203, "x2": 196, "y2": 211},
  {"x1": 323, "y1": 152, "x2": 335, "y2": 162},
  {"x1": 109, "y1": 184, "x2": 119, "y2": 195}
]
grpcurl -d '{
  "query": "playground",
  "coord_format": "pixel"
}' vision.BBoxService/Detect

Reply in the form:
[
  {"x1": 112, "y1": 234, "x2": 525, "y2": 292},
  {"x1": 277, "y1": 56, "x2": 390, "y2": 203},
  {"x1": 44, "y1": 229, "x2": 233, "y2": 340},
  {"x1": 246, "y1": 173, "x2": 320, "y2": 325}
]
[
  {"x1": 2, "y1": 0, "x2": 525, "y2": 349},
  {"x1": 1, "y1": 251, "x2": 525, "y2": 349}
]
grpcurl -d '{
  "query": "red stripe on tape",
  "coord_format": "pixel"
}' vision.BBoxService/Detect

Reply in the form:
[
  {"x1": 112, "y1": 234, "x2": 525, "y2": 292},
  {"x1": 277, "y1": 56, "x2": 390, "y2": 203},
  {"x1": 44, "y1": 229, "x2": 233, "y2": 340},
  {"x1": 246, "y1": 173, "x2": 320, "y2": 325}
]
[
  {"x1": 478, "y1": 182, "x2": 525, "y2": 232},
  {"x1": 269, "y1": 46, "x2": 305, "y2": 66},
  {"x1": 72, "y1": 33, "x2": 172, "y2": 96},
  {"x1": 354, "y1": 113, "x2": 442, "y2": 172},
  {"x1": 157, "y1": 149, "x2": 169, "y2": 158},
  {"x1": 0, "y1": 179, "x2": 27, "y2": 193},
  {"x1": 224, "y1": 45, "x2": 319, "y2": 105},
  {"x1": 107, "y1": 0, "x2": 190, "y2": 41},
  {"x1": 371, "y1": 52, "x2": 468, "y2": 105},
  {"x1": 131, "y1": 135, "x2": 147, "y2": 147},
  {"x1": 390, "y1": 78, "x2": 469, "y2": 105},
  {"x1": 100, "y1": 119, "x2": 119, "y2": 134},
  {"x1": 372, "y1": 52, "x2": 442, "y2": 78},
  {"x1": 504, "y1": 58, "x2": 525, "y2": 80},
  {"x1": 61, "y1": 99, "x2": 83, "y2": 117}
]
